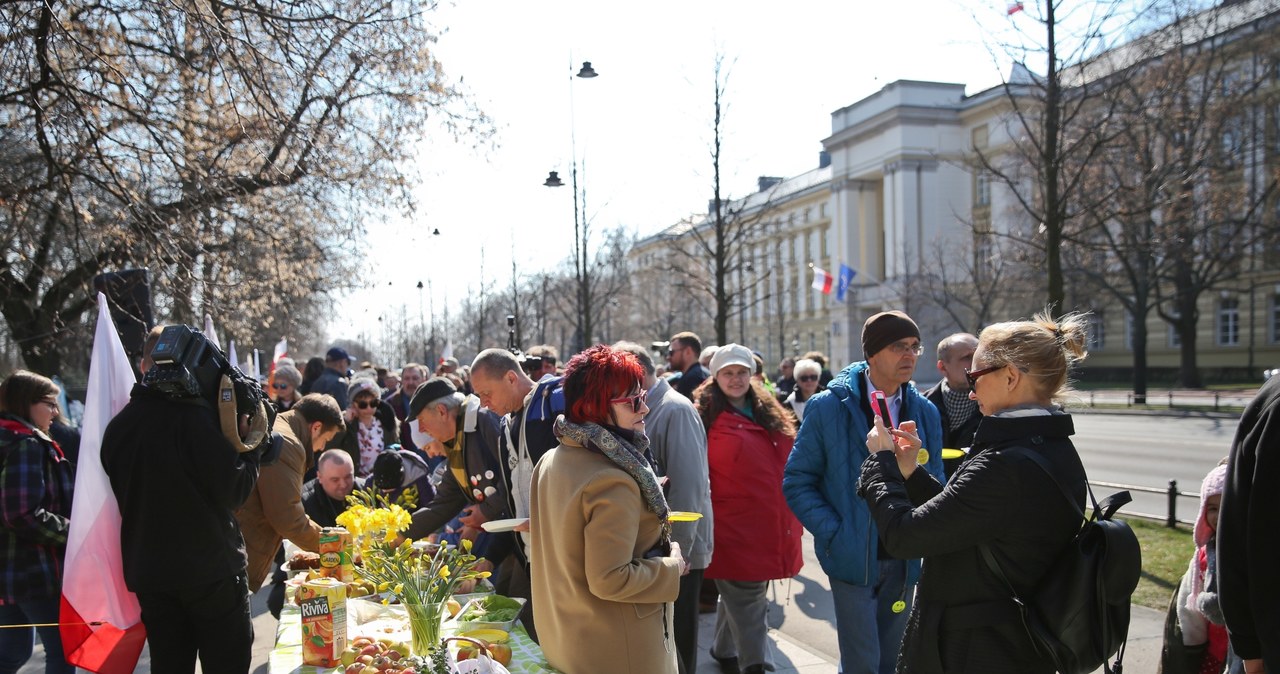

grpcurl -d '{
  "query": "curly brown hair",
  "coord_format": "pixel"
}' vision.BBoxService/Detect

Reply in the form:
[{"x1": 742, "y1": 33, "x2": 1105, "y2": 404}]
[{"x1": 694, "y1": 376, "x2": 795, "y2": 437}]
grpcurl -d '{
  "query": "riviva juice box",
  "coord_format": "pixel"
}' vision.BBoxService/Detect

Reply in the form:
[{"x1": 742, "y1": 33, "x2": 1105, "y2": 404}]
[{"x1": 299, "y1": 577, "x2": 347, "y2": 666}]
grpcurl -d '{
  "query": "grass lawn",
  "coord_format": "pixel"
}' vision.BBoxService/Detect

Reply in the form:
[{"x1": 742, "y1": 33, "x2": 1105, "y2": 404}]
[{"x1": 1126, "y1": 516, "x2": 1193, "y2": 610}]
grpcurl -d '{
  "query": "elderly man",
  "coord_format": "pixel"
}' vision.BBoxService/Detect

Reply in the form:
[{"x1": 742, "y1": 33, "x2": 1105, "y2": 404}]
[
  {"x1": 614, "y1": 341, "x2": 712, "y2": 674},
  {"x1": 402, "y1": 377, "x2": 507, "y2": 544},
  {"x1": 923, "y1": 333, "x2": 982, "y2": 478},
  {"x1": 469, "y1": 348, "x2": 566, "y2": 642},
  {"x1": 783, "y1": 310, "x2": 946, "y2": 674},
  {"x1": 236, "y1": 394, "x2": 345, "y2": 592}
]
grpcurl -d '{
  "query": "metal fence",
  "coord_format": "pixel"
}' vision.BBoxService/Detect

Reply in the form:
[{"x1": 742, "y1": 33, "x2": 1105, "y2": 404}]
[
  {"x1": 1093, "y1": 479, "x2": 1199, "y2": 527},
  {"x1": 1079, "y1": 390, "x2": 1253, "y2": 411}
]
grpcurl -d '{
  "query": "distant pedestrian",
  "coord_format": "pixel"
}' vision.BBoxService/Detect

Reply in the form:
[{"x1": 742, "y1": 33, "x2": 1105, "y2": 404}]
[
  {"x1": 922, "y1": 333, "x2": 982, "y2": 478},
  {"x1": 782, "y1": 358, "x2": 824, "y2": 423},
  {"x1": 667, "y1": 332, "x2": 710, "y2": 400}
]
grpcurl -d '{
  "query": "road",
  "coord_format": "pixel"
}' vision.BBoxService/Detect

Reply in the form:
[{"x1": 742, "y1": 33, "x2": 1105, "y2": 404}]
[{"x1": 19, "y1": 412, "x2": 1237, "y2": 673}]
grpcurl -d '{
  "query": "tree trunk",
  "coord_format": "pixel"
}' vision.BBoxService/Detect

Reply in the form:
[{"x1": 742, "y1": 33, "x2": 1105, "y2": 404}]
[{"x1": 1131, "y1": 310, "x2": 1149, "y2": 404}]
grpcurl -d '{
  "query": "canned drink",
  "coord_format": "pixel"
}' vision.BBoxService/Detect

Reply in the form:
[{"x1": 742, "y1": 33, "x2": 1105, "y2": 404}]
[
  {"x1": 318, "y1": 527, "x2": 354, "y2": 582},
  {"x1": 299, "y1": 577, "x2": 348, "y2": 666}
]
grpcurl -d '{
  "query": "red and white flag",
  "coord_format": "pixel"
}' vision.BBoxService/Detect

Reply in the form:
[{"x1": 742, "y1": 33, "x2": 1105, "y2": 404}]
[
  {"x1": 59, "y1": 293, "x2": 145, "y2": 674},
  {"x1": 1007, "y1": 1, "x2": 1025, "y2": 15},
  {"x1": 811, "y1": 266, "x2": 834, "y2": 295},
  {"x1": 272, "y1": 337, "x2": 288, "y2": 366}
]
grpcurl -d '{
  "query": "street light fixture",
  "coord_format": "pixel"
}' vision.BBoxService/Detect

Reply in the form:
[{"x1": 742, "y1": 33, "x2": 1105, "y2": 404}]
[{"x1": 543, "y1": 60, "x2": 598, "y2": 352}]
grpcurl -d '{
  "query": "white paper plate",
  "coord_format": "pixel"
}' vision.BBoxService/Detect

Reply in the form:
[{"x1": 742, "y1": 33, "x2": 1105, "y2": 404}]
[{"x1": 481, "y1": 517, "x2": 529, "y2": 533}]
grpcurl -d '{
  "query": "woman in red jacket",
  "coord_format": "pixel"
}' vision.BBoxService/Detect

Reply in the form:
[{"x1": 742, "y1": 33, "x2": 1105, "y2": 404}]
[{"x1": 695, "y1": 343, "x2": 804, "y2": 674}]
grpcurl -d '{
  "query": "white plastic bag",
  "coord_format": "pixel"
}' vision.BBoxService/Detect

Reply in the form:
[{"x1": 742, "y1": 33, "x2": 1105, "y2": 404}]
[{"x1": 444, "y1": 637, "x2": 512, "y2": 674}]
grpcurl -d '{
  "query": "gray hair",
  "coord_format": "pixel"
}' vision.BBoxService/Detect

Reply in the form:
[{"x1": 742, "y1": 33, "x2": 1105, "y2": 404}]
[
  {"x1": 793, "y1": 359, "x2": 821, "y2": 379},
  {"x1": 273, "y1": 364, "x2": 302, "y2": 388},
  {"x1": 612, "y1": 341, "x2": 655, "y2": 377},
  {"x1": 471, "y1": 348, "x2": 521, "y2": 379}
]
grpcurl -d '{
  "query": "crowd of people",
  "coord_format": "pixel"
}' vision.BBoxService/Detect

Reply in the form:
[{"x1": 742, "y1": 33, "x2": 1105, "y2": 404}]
[{"x1": 1, "y1": 311, "x2": 1278, "y2": 674}]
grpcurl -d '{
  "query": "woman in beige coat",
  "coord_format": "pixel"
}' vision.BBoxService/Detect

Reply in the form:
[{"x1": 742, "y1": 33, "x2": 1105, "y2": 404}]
[{"x1": 530, "y1": 345, "x2": 687, "y2": 674}]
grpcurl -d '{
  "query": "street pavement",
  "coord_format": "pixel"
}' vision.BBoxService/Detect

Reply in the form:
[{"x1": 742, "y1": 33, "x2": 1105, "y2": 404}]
[{"x1": 21, "y1": 410, "x2": 1224, "y2": 673}]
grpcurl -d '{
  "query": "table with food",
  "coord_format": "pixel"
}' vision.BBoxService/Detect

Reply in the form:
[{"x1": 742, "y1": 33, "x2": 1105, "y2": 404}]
[{"x1": 267, "y1": 497, "x2": 559, "y2": 674}]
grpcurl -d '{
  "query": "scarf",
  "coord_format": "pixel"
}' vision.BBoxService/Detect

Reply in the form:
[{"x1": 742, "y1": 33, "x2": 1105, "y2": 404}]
[
  {"x1": 941, "y1": 382, "x2": 977, "y2": 432},
  {"x1": 554, "y1": 416, "x2": 671, "y2": 544}
]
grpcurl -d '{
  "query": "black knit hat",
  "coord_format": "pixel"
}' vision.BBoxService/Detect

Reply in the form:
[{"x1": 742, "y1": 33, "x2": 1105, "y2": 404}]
[
  {"x1": 408, "y1": 377, "x2": 459, "y2": 419},
  {"x1": 862, "y1": 311, "x2": 921, "y2": 357},
  {"x1": 372, "y1": 451, "x2": 405, "y2": 490}
]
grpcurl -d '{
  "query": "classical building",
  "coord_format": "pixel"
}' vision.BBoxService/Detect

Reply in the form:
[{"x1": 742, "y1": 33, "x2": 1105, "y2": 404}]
[{"x1": 632, "y1": 0, "x2": 1280, "y2": 383}]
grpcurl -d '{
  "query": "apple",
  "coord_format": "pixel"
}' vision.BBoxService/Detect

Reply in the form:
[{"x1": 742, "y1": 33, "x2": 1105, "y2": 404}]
[
  {"x1": 341, "y1": 648, "x2": 360, "y2": 667},
  {"x1": 488, "y1": 643, "x2": 513, "y2": 666},
  {"x1": 358, "y1": 654, "x2": 375, "y2": 665},
  {"x1": 345, "y1": 664, "x2": 365, "y2": 674}
]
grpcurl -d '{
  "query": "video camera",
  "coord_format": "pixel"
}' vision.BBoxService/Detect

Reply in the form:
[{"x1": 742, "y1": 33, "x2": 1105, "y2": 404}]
[
  {"x1": 143, "y1": 324, "x2": 280, "y2": 464},
  {"x1": 506, "y1": 315, "x2": 543, "y2": 377}
]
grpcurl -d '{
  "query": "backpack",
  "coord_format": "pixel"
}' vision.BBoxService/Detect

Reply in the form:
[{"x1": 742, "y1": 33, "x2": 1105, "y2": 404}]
[{"x1": 979, "y1": 448, "x2": 1142, "y2": 674}]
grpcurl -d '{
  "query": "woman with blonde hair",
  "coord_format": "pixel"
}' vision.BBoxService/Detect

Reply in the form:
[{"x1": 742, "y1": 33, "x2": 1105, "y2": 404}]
[
  {"x1": 857, "y1": 311, "x2": 1091, "y2": 673},
  {"x1": 696, "y1": 344, "x2": 803, "y2": 674},
  {"x1": 0, "y1": 370, "x2": 75, "y2": 674}
]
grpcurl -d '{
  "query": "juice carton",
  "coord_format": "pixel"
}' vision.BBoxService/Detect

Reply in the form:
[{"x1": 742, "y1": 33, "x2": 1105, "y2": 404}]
[
  {"x1": 299, "y1": 577, "x2": 348, "y2": 667},
  {"x1": 318, "y1": 526, "x2": 354, "y2": 582}
]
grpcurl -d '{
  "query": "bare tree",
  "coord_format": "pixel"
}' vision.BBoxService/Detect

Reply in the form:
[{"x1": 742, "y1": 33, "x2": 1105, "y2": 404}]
[
  {"x1": 920, "y1": 231, "x2": 1029, "y2": 334},
  {"x1": 0, "y1": 0, "x2": 487, "y2": 375},
  {"x1": 972, "y1": 0, "x2": 1132, "y2": 316},
  {"x1": 664, "y1": 54, "x2": 779, "y2": 345}
]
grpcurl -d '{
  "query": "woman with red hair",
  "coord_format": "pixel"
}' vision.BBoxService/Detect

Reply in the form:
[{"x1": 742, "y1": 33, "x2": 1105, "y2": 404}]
[{"x1": 530, "y1": 345, "x2": 687, "y2": 674}]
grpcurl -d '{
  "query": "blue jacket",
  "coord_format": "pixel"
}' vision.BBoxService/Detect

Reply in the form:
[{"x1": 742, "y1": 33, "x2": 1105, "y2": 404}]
[{"x1": 782, "y1": 361, "x2": 945, "y2": 586}]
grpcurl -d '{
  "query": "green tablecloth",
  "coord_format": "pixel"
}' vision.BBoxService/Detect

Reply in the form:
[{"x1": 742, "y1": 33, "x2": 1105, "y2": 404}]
[{"x1": 268, "y1": 601, "x2": 559, "y2": 673}]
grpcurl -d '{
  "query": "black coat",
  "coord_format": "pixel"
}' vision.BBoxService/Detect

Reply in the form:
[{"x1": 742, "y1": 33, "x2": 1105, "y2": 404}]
[
  {"x1": 858, "y1": 412, "x2": 1086, "y2": 674},
  {"x1": 923, "y1": 381, "x2": 983, "y2": 478}
]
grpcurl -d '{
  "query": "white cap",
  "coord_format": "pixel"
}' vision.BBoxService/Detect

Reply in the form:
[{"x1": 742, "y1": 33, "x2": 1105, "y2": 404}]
[{"x1": 709, "y1": 343, "x2": 755, "y2": 376}]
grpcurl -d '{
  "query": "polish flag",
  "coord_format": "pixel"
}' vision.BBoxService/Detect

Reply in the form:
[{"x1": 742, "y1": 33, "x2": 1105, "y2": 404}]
[
  {"x1": 272, "y1": 338, "x2": 288, "y2": 366},
  {"x1": 59, "y1": 293, "x2": 146, "y2": 674},
  {"x1": 811, "y1": 266, "x2": 834, "y2": 295},
  {"x1": 1007, "y1": 1, "x2": 1025, "y2": 15}
]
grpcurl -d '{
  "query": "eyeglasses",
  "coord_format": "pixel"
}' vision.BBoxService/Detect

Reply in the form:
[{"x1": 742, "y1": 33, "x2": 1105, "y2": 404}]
[
  {"x1": 272, "y1": 383, "x2": 290, "y2": 390},
  {"x1": 610, "y1": 389, "x2": 648, "y2": 413},
  {"x1": 36, "y1": 399, "x2": 59, "y2": 412},
  {"x1": 354, "y1": 400, "x2": 378, "y2": 409},
  {"x1": 964, "y1": 364, "x2": 1004, "y2": 389},
  {"x1": 666, "y1": 346, "x2": 684, "y2": 357},
  {"x1": 797, "y1": 374, "x2": 819, "y2": 383},
  {"x1": 886, "y1": 341, "x2": 925, "y2": 356}
]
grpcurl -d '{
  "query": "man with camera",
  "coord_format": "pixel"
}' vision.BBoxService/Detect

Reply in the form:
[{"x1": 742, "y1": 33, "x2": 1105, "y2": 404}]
[{"x1": 101, "y1": 325, "x2": 274, "y2": 673}]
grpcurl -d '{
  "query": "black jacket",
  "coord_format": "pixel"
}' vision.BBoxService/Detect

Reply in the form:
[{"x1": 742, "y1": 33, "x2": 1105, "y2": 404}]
[
  {"x1": 1218, "y1": 374, "x2": 1280, "y2": 667},
  {"x1": 300, "y1": 478, "x2": 348, "y2": 529},
  {"x1": 858, "y1": 412, "x2": 1086, "y2": 673},
  {"x1": 101, "y1": 384, "x2": 260, "y2": 593},
  {"x1": 923, "y1": 381, "x2": 983, "y2": 478}
]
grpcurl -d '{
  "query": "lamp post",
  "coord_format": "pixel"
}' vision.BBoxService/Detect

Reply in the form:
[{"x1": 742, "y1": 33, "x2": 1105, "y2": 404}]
[{"x1": 544, "y1": 60, "x2": 598, "y2": 353}]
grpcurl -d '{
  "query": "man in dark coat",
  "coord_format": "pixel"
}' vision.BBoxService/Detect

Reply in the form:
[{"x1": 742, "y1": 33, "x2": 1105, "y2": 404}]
[
  {"x1": 667, "y1": 331, "x2": 710, "y2": 400},
  {"x1": 922, "y1": 333, "x2": 982, "y2": 478},
  {"x1": 311, "y1": 347, "x2": 352, "y2": 409},
  {"x1": 1218, "y1": 374, "x2": 1280, "y2": 673}
]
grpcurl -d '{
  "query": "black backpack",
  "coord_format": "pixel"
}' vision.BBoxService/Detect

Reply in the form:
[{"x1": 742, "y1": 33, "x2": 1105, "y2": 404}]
[{"x1": 979, "y1": 448, "x2": 1142, "y2": 674}]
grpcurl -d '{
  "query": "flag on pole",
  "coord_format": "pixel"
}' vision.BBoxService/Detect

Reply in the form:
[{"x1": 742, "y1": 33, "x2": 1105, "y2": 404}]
[
  {"x1": 272, "y1": 338, "x2": 288, "y2": 366},
  {"x1": 60, "y1": 292, "x2": 145, "y2": 674},
  {"x1": 228, "y1": 340, "x2": 239, "y2": 372},
  {"x1": 811, "y1": 266, "x2": 834, "y2": 295},
  {"x1": 440, "y1": 339, "x2": 454, "y2": 364},
  {"x1": 202, "y1": 314, "x2": 220, "y2": 349},
  {"x1": 253, "y1": 349, "x2": 261, "y2": 380},
  {"x1": 1007, "y1": 1, "x2": 1024, "y2": 14},
  {"x1": 836, "y1": 264, "x2": 858, "y2": 302}
]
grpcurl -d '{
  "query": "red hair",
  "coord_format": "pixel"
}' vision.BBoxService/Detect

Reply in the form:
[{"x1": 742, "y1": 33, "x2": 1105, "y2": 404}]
[{"x1": 562, "y1": 345, "x2": 645, "y2": 424}]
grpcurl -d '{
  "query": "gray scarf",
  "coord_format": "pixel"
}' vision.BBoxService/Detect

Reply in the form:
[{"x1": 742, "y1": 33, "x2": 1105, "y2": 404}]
[{"x1": 553, "y1": 416, "x2": 671, "y2": 544}]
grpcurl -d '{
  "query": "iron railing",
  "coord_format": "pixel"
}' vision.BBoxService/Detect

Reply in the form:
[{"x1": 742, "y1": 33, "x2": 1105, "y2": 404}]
[{"x1": 1092, "y1": 479, "x2": 1199, "y2": 527}]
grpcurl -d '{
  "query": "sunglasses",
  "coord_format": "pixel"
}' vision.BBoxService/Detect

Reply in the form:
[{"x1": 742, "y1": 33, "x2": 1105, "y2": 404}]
[
  {"x1": 272, "y1": 382, "x2": 290, "y2": 389},
  {"x1": 354, "y1": 400, "x2": 378, "y2": 409},
  {"x1": 610, "y1": 389, "x2": 648, "y2": 413},
  {"x1": 797, "y1": 374, "x2": 819, "y2": 383},
  {"x1": 964, "y1": 364, "x2": 1004, "y2": 389}
]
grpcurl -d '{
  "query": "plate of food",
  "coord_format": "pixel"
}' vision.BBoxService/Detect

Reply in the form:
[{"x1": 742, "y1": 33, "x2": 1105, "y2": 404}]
[{"x1": 481, "y1": 518, "x2": 529, "y2": 533}]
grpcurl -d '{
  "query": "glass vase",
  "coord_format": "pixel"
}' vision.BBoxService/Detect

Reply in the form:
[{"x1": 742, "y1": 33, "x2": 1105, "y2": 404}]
[{"x1": 406, "y1": 600, "x2": 445, "y2": 656}]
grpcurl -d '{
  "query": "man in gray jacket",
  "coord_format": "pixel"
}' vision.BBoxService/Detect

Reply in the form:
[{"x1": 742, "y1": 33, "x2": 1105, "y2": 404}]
[{"x1": 615, "y1": 342, "x2": 713, "y2": 674}]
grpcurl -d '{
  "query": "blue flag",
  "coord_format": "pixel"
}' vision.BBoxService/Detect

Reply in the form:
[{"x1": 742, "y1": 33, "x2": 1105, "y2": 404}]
[{"x1": 836, "y1": 264, "x2": 857, "y2": 301}]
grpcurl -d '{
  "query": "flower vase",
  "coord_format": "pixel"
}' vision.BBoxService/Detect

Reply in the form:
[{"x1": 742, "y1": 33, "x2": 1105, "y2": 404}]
[{"x1": 406, "y1": 601, "x2": 445, "y2": 656}]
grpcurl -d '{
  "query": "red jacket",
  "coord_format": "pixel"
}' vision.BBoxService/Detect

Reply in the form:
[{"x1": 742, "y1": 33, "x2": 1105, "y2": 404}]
[{"x1": 704, "y1": 409, "x2": 803, "y2": 582}]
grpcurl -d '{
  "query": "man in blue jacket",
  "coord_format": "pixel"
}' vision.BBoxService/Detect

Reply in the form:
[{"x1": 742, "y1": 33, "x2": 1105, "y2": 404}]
[{"x1": 783, "y1": 310, "x2": 945, "y2": 674}]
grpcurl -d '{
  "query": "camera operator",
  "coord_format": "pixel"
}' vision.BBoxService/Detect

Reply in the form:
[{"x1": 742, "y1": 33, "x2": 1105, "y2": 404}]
[{"x1": 101, "y1": 326, "x2": 271, "y2": 673}]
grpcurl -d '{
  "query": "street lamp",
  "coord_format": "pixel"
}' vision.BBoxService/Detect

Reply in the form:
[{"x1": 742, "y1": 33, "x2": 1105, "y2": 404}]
[{"x1": 544, "y1": 60, "x2": 597, "y2": 352}]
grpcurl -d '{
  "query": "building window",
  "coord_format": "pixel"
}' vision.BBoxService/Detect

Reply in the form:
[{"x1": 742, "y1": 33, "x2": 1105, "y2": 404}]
[
  {"x1": 1221, "y1": 124, "x2": 1240, "y2": 169},
  {"x1": 820, "y1": 202, "x2": 827, "y2": 219},
  {"x1": 1087, "y1": 313, "x2": 1105, "y2": 350},
  {"x1": 975, "y1": 171, "x2": 991, "y2": 207},
  {"x1": 1271, "y1": 295, "x2": 1280, "y2": 344},
  {"x1": 1217, "y1": 297, "x2": 1240, "y2": 346}
]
